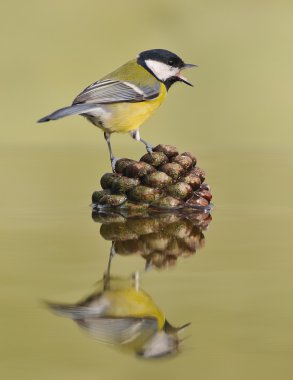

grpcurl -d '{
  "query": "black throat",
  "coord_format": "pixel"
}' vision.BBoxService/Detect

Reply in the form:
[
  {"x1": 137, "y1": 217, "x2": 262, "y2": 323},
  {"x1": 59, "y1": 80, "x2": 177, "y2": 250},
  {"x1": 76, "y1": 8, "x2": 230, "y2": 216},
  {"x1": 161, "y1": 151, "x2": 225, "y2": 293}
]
[{"x1": 164, "y1": 76, "x2": 181, "y2": 91}]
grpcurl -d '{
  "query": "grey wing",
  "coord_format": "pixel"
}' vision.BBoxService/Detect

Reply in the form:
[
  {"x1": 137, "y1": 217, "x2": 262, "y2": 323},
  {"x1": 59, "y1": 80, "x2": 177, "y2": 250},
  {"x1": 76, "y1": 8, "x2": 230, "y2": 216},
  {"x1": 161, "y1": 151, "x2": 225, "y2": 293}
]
[
  {"x1": 76, "y1": 317, "x2": 158, "y2": 345},
  {"x1": 72, "y1": 79, "x2": 160, "y2": 105}
]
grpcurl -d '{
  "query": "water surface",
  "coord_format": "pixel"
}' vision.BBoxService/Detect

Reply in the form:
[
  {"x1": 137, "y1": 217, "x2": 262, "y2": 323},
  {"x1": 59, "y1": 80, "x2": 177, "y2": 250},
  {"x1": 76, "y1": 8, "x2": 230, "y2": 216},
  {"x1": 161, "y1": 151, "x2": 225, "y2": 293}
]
[{"x1": 1, "y1": 145, "x2": 292, "y2": 379}]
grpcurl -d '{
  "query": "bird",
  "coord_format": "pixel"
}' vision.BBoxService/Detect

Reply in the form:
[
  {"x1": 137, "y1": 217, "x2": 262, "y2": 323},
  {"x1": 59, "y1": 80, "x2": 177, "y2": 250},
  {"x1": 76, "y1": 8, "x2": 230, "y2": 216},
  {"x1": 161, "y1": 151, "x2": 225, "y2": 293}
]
[
  {"x1": 38, "y1": 49, "x2": 196, "y2": 171},
  {"x1": 47, "y1": 270, "x2": 190, "y2": 358}
]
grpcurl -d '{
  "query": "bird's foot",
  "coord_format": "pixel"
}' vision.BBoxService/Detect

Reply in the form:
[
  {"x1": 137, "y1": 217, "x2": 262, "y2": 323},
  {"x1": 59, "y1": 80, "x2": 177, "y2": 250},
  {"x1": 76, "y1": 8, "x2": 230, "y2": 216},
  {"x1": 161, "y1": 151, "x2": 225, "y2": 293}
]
[
  {"x1": 146, "y1": 144, "x2": 153, "y2": 154},
  {"x1": 110, "y1": 156, "x2": 119, "y2": 172}
]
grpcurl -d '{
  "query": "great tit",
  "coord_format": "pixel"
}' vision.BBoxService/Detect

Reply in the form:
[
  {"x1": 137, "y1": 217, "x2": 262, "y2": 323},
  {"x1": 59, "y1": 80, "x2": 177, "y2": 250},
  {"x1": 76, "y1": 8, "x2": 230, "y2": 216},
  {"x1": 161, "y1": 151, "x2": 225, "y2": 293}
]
[
  {"x1": 38, "y1": 49, "x2": 196, "y2": 171},
  {"x1": 47, "y1": 271, "x2": 190, "y2": 358}
]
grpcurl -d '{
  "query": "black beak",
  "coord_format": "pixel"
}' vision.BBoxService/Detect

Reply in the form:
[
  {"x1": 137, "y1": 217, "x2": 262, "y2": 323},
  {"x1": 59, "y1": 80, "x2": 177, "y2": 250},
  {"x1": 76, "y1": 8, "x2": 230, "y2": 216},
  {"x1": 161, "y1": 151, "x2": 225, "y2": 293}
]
[
  {"x1": 177, "y1": 63, "x2": 197, "y2": 86},
  {"x1": 183, "y1": 63, "x2": 198, "y2": 69}
]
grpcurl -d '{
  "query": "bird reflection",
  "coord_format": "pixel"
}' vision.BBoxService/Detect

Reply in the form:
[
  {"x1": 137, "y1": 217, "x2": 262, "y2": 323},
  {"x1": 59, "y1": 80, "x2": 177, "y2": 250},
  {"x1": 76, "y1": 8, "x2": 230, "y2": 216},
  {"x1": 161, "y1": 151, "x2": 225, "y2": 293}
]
[
  {"x1": 47, "y1": 209, "x2": 211, "y2": 358},
  {"x1": 92, "y1": 209, "x2": 212, "y2": 269},
  {"x1": 47, "y1": 251, "x2": 190, "y2": 359}
]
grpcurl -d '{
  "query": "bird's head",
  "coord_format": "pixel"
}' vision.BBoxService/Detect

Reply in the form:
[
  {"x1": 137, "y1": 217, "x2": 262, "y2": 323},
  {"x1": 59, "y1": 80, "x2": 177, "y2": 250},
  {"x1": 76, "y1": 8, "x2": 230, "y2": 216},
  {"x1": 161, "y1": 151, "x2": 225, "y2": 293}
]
[{"x1": 137, "y1": 49, "x2": 197, "y2": 89}]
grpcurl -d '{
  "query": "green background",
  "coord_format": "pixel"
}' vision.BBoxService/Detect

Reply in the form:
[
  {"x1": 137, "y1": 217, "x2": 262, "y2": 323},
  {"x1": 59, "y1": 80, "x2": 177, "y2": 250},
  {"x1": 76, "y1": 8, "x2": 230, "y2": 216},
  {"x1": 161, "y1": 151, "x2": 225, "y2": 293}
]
[
  {"x1": 2, "y1": 0, "x2": 293, "y2": 150},
  {"x1": 1, "y1": 1, "x2": 293, "y2": 379}
]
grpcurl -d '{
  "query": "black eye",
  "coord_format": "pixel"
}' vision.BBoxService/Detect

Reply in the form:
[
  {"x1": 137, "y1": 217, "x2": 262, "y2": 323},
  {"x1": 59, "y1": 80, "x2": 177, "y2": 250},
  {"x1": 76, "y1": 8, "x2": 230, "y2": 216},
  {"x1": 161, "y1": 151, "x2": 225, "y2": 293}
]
[{"x1": 168, "y1": 59, "x2": 175, "y2": 66}]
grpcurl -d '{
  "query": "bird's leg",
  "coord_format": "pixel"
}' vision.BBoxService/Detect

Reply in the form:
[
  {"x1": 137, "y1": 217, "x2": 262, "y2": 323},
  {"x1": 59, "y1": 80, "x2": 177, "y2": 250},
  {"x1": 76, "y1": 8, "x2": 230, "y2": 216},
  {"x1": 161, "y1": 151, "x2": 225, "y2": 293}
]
[
  {"x1": 130, "y1": 129, "x2": 153, "y2": 154},
  {"x1": 104, "y1": 132, "x2": 117, "y2": 172},
  {"x1": 104, "y1": 242, "x2": 116, "y2": 290},
  {"x1": 107, "y1": 242, "x2": 116, "y2": 275},
  {"x1": 145, "y1": 259, "x2": 152, "y2": 272},
  {"x1": 132, "y1": 271, "x2": 140, "y2": 291}
]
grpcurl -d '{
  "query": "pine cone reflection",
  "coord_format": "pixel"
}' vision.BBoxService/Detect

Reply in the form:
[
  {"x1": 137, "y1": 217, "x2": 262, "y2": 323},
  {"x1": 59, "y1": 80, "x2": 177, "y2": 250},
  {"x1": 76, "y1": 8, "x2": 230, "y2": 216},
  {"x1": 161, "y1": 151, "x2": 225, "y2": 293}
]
[{"x1": 93, "y1": 210, "x2": 212, "y2": 269}]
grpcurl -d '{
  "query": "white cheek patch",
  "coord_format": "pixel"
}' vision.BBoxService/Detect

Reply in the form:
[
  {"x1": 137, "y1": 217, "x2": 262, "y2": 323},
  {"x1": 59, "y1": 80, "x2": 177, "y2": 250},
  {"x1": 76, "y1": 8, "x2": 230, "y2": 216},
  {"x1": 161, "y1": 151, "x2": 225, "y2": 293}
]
[{"x1": 145, "y1": 59, "x2": 179, "y2": 81}]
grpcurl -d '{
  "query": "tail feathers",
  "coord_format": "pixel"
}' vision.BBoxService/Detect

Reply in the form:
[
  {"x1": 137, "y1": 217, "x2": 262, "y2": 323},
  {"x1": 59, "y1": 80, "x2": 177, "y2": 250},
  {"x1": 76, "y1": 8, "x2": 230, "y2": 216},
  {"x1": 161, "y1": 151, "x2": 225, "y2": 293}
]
[
  {"x1": 37, "y1": 103, "x2": 97, "y2": 123},
  {"x1": 46, "y1": 301, "x2": 107, "y2": 319}
]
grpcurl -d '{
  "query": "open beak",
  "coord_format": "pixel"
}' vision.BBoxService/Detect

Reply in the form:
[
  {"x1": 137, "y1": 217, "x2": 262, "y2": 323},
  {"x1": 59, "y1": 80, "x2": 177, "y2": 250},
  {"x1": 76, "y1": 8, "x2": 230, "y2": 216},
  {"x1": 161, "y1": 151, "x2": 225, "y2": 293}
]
[{"x1": 177, "y1": 63, "x2": 197, "y2": 86}]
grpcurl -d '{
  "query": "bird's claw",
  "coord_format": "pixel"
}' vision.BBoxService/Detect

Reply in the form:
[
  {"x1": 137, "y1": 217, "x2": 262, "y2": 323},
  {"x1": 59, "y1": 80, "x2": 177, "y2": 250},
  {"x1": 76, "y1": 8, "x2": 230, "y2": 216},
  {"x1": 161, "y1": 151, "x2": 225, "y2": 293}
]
[
  {"x1": 110, "y1": 157, "x2": 119, "y2": 172},
  {"x1": 146, "y1": 144, "x2": 153, "y2": 154}
]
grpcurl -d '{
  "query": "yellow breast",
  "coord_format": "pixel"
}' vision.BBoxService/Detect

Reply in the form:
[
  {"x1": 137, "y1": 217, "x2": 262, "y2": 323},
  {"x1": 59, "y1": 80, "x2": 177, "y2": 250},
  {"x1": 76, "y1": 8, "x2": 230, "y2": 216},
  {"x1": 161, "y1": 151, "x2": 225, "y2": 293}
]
[
  {"x1": 92, "y1": 83, "x2": 167, "y2": 133},
  {"x1": 103, "y1": 288, "x2": 165, "y2": 330}
]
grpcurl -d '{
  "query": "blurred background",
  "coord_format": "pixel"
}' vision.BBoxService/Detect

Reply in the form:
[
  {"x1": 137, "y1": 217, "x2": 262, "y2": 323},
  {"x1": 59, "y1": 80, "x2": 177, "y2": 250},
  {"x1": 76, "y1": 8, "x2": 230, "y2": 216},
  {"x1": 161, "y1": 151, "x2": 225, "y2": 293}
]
[
  {"x1": 2, "y1": 0, "x2": 293, "y2": 150},
  {"x1": 1, "y1": 0, "x2": 293, "y2": 379}
]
